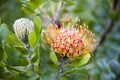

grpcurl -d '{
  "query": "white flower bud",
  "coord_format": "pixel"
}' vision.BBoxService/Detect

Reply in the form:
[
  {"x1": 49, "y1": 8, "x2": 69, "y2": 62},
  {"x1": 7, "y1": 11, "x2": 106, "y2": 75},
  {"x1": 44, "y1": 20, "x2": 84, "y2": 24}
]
[{"x1": 13, "y1": 18, "x2": 34, "y2": 43}]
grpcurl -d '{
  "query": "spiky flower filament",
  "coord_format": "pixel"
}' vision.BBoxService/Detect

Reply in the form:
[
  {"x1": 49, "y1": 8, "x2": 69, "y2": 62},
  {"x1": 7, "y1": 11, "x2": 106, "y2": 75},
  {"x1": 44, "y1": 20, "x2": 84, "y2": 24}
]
[{"x1": 44, "y1": 18, "x2": 97, "y2": 58}]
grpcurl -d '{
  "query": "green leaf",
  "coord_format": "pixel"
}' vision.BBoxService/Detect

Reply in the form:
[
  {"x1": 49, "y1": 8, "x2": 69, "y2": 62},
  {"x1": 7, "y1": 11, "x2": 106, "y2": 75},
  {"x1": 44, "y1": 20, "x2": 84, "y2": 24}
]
[
  {"x1": 0, "y1": 61, "x2": 6, "y2": 68},
  {"x1": 14, "y1": 46, "x2": 28, "y2": 55},
  {"x1": 21, "y1": 4, "x2": 35, "y2": 14},
  {"x1": 65, "y1": 1, "x2": 75, "y2": 6},
  {"x1": 11, "y1": 66, "x2": 28, "y2": 72},
  {"x1": 69, "y1": 53, "x2": 91, "y2": 67},
  {"x1": 33, "y1": 16, "x2": 42, "y2": 36},
  {"x1": 0, "y1": 47, "x2": 6, "y2": 61},
  {"x1": 6, "y1": 34, "x2": 24, "y2": 47},
  {"x1": 6, "y1": 65, "x2": 28, "y2": 73},
  {"x1": 73, "y1": 7, "x2": 84, "y2": 13},
  {"x1": 21, "y1": 0, "x2": 42, "y2": 9},
  {"x1": 31, "y1": 53, "x2": 38, "y2": 63},
  {"x1": 0, "y1": 23, "x2": 24, "y2": 47},
  {"x1": 0, "y1": 24, "x2": 9, "y2": 40},
  {"x1": 28, "y1": 0, "x2": 42, "y2": 9},
  {"x1": 4, "y1": 45, "x2": 29, "y2": 66},
  {"x1": 78, "y1": 53, "x2": 91, "y2": 66},
  {"x1": 0, "y1": 18, "x2": 1, "y2": 25},
  {"x1": 52, "y1": 0, "x2": 60, "y2": 2},
  {"x1": 59, "y1": 77, "x2": 67, "y2": 80},
  {"x1": 28, "y1": 31, "x2": 37, "y2": 48},
  {"x1": 62, "y1": 67, "x2": 88, "y2": 80},
  {"x1": 50, "y1": 52, "x2": 58, "y2": 65}
]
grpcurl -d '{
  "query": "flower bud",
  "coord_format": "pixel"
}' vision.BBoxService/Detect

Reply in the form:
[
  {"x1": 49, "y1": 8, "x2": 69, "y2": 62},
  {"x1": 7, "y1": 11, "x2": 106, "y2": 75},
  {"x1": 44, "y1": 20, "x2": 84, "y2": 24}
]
[{"x1": 13, "y1": 18, "x2": 34, "y2": 43}]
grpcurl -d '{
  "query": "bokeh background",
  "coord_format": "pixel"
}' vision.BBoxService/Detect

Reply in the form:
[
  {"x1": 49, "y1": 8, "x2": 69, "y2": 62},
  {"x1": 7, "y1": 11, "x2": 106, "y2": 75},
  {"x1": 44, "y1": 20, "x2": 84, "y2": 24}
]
[{"x1": 0, "y1": 0, "x2": 120, "y2": 80}]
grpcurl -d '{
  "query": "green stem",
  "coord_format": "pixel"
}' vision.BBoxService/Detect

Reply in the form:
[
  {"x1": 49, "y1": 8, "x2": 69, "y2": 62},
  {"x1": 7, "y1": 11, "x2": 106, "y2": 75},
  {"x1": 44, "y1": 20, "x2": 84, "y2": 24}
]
[
  {"x1": 56, "y1": 57, "x2": 67, "y2": 79},
  {"x1": 26, "y1": 44, "x2": 34, "y2": 72},
  {"x1": 61, "y1": 67, "x2": 86, "y2": 77}
]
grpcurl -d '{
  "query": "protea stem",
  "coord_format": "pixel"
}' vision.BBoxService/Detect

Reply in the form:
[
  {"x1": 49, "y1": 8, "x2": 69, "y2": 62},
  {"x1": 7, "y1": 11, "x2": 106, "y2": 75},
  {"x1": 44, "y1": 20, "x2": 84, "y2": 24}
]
[
  {"x1": 26, "y1": 44, "x2": 34, "y2": 72},
  {"x1": 56, "y1": 56, "x2": 68, "y2": 79}
]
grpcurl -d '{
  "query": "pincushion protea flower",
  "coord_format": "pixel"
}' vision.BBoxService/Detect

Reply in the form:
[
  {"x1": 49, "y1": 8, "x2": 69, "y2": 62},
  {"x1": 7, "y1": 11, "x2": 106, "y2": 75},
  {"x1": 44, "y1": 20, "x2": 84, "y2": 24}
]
[
  {"x1": 13, "y1": 18, "x2": 34, "y2": 43},
  {"x1": 44, "y1": 17, "x2": 97, "y2": 58},
  {"x1": 13, "y1": 18, "x2": 35, "y2": 71}
]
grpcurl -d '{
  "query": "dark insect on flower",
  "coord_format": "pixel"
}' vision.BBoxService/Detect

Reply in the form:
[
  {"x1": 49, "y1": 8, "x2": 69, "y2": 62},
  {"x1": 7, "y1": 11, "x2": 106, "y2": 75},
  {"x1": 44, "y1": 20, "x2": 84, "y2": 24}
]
[{"x1": 54, "y1": 20, "x2": 62, "y2": 28}]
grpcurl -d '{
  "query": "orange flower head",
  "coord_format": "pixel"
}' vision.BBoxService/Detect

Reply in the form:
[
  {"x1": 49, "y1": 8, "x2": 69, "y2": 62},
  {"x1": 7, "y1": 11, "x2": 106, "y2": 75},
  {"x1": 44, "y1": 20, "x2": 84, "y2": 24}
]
[{"x1": 44, "y1": 17, "x2": 97, "y2": 58}]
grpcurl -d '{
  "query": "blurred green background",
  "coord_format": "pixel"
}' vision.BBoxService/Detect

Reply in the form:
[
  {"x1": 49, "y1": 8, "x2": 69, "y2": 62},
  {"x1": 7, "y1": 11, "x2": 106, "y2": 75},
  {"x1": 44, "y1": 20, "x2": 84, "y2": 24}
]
[{"x1": 0, "y1": 0, "x2": 120, "y2": 80}]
